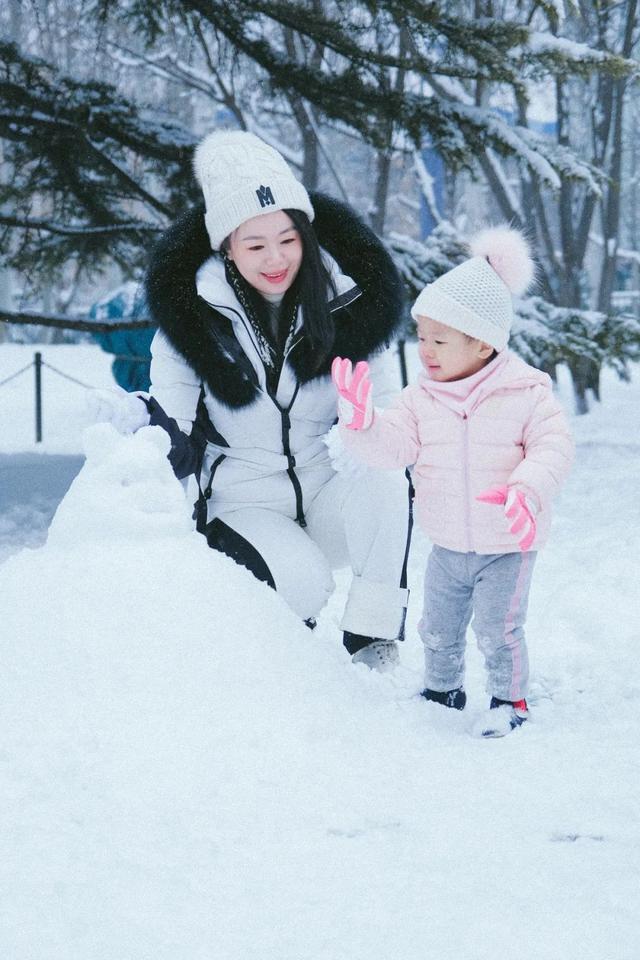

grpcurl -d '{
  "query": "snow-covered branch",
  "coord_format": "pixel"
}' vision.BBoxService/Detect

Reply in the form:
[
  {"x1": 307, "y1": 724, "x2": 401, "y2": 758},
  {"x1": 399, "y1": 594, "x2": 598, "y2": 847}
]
[
  {"x1": 412, "y1": 151, "x2": 443, "y2": 225},
  {"x1": 0, "y1": 215, "x2": 161, "y2": 237}
]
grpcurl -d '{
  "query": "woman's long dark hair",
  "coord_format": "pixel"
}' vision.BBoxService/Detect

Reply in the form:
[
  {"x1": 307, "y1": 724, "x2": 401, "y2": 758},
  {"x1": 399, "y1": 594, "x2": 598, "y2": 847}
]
[
  {"x1": 282, "y1": 207, "x2": 336, "y2": 367},
  {"x1": 222, "y1": 207, "x2": 337, "y2": 372}
]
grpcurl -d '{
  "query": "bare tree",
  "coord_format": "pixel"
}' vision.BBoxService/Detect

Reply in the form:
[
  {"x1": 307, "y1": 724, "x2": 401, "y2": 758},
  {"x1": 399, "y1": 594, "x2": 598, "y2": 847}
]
[{"x1": 467, "y1": 0, "x2": 639, "y2": 412}]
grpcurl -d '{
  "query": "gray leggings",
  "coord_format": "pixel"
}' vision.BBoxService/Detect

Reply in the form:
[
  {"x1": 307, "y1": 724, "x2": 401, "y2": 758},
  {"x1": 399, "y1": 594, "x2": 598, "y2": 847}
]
[{"x1": 418, "y1": 545, "x2": 536, "y2": 701}]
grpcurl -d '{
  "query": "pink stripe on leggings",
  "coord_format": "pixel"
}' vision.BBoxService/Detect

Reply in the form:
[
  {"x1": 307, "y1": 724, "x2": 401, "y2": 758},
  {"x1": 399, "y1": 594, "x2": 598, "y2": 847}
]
[{"x1": 503, "y1": 552, "x2": 532, "y2": 701}]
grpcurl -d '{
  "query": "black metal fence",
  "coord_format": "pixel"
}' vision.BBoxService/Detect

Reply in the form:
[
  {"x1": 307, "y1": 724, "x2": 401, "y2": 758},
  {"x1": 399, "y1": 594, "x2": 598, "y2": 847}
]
[{"x1": 0, "y1": 351, "x2": 148, "y2": 443}]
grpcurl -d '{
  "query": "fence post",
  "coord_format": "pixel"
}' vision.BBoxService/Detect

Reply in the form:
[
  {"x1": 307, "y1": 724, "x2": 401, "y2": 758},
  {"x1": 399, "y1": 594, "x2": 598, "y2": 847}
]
[
  {"x1": 34, "y1": 351, "x2": 42, "y2": 443},
  {"x1": 397, "y1": 339, "x2": 408, "y2": 388}
]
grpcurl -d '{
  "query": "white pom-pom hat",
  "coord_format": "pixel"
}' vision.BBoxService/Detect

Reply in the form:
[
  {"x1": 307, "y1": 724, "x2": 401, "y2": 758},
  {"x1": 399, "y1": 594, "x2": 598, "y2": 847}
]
[
  {"x1": 411, "y1": 226, "x2": 534, "y2": 350},
  {"x1": 193, "y1": 130, "x2": 315, "y2": 251}
]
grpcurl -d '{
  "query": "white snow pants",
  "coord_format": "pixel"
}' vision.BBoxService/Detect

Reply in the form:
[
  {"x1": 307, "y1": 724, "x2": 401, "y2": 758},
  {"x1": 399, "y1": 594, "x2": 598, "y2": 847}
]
[{"x1": 211, "y1": 466, "x2": 411, "y2": 640}]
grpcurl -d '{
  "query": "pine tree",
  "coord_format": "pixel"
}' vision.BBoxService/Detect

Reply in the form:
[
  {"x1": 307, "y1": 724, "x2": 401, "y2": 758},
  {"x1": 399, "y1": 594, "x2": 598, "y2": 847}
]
[
  {"x1": 0, "y1": 40, "x2": 196, "y2": 280},
  {"x1": 0, "y1": 0, "x2": 633, "y2": 349}
]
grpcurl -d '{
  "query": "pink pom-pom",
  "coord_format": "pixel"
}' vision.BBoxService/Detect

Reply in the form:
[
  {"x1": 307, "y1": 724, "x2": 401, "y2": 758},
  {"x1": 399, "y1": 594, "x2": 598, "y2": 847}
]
[{"x1": 470, "y1": 227, "x2": 534, "y2": 296}]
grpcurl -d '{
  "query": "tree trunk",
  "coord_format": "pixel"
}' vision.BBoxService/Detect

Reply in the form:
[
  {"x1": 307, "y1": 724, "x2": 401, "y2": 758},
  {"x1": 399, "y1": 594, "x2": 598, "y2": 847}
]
[
  {"x1": 596, "y1": 0, "x2": 637, "y2": 315},
  {"x1": 369, "y1": 150, "x2": 392, "y2": 235}
]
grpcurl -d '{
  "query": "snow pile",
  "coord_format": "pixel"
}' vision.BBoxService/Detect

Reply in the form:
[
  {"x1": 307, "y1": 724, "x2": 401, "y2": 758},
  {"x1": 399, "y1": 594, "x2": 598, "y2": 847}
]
[
  {"x1": 1, "y1": 370, "x2": 639, "y2": 958},
  {"x1": 46, "y1": 424, "x2": 193, "y2": 545},
  {"x1": 0, "y1": 424, "x2": 428, "y2": 958}
]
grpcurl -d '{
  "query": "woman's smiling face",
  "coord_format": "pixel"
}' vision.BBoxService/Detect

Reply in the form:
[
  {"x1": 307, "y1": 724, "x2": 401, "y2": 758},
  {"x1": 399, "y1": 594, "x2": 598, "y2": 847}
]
[{"x1": 227, "y1": 210, "x2": 303, "y2": 296}]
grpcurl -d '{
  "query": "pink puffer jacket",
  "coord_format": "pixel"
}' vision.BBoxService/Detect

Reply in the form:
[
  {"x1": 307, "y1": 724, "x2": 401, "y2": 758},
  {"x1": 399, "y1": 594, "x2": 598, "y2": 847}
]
[{"x1": 343, "y1": 351, "x2": 574, "y2": 554}]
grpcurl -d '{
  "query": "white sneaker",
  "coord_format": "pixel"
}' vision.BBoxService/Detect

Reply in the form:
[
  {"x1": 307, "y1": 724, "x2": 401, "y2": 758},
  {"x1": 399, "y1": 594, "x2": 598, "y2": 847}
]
[{"x1": 351, "y1": 640, "x2": 400, "y2": 672}]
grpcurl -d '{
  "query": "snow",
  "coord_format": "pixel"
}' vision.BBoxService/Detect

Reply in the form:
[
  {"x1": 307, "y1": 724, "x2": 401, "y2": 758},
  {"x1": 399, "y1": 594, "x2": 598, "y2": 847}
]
[
  {"x1": 443, "y1": 102, "x2": 562, "y2": 189},
  {"x1": 526, "y1": 32, "x2": 611, "y2": 64},
  {"x1": 484, "y1": 146, "x2": 523, "y2": 219},
  {"x1": 1, "y1": 344, "x2": 640, "y2": 959},
  {"x1": 413, "y1": 150, "x2": 443, "y2": 224},
  {"x1": 0, "y1": 452, "x2": 83, "y2": 564}
]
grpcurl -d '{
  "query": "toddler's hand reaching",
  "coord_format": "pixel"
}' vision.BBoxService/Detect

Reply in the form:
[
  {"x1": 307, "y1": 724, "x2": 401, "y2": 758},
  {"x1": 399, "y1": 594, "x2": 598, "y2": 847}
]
[
  {"x1": 476, "y1": 485, "x2": 537, "y2": 551},
  {"x1": 331, "y1": 357, "x2": 373, "y2": 431}
]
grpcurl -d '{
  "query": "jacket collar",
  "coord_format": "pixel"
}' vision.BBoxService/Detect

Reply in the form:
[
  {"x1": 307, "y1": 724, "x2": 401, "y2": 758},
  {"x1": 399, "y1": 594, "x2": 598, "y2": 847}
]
[
  {"x1": 419, "y1": 349, "x2": 551, "y2": 417},
  {"x1": 195, "y1": 250, "x2": 361, "y2": 321}
]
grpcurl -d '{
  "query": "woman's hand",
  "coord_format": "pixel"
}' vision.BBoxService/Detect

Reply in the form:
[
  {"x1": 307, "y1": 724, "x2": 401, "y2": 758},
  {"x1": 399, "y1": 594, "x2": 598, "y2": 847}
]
[
  {"x1": 331, "y1": 357, "x2": 373, "y2": 431},
  {"x1": 87, "y1": 388, "x2": 151, "y2": 435}
]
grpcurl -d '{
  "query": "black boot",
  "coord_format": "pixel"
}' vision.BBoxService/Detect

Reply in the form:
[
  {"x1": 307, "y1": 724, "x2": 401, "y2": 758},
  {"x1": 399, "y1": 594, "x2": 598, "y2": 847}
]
[{"x1": 421, "y1": 687, "x2": 467, "y2": 710}]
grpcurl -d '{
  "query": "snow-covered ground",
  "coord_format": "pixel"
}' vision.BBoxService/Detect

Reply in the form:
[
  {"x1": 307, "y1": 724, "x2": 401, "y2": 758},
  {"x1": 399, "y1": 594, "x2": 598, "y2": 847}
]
[{"x1": 1, "y1": 343, "x2": 639, "y2": 959}]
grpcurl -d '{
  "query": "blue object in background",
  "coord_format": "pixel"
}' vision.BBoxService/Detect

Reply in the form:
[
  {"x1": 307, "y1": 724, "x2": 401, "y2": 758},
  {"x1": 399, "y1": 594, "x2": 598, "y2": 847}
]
[
  {"x1": 419, "y1": 147, "x2": 445, "y2": 240},
  {"x1": 89, "y1": 282, "x2": 155, "y2": 392}
]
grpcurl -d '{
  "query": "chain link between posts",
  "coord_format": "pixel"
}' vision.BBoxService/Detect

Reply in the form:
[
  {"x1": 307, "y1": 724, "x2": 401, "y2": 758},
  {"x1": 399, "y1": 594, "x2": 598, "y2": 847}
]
[
  {"x1": 0, "y1": 362, "x2": 35, "y2": 389},
  {"x1": 0, "y1": 354, "x2": 150, "y2": 393},
  {"x1": 0, "y1": 351, "x2": 151, "y2": 442}
]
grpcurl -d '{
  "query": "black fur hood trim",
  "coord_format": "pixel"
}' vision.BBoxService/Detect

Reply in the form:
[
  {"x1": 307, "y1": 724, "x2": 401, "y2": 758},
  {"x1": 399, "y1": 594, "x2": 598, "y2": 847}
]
[{"x1": 145, "y1": 193, "x2": 405, "y2": 408}]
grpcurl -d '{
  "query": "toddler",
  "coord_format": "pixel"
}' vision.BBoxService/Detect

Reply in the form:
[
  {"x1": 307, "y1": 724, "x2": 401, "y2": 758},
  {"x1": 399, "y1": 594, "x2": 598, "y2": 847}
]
[{"x1": 332, "y1": 227, "x2": 573, "y2": 737}]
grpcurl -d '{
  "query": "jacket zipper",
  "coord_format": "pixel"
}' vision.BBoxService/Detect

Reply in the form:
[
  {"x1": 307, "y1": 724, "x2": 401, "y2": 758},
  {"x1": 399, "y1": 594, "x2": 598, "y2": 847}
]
[
  {"x1": 462, "y1": 413, "x2": 472, "y2": 552},
  {"x1": 202, "y1": 296, "x2": 307, "y2": 527},
  {"x1": 270, "y1": 382, "x2": 306, "y2": 527}
]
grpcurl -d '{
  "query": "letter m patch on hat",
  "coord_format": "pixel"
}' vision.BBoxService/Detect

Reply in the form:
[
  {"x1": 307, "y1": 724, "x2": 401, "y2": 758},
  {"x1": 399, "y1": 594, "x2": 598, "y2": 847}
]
[{"x1": 256, "y1": 184, "x2": 275, "y2": 208}]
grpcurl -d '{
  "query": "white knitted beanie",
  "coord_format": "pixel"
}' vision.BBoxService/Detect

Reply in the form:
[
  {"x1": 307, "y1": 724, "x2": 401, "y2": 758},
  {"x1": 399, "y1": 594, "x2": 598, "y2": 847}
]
[
  {"x1": 411, "y1": 227, "x2": 534, "y2": 350},
  {"x1": 193, "y1": 130, "x2": 315, "y2": 251}
]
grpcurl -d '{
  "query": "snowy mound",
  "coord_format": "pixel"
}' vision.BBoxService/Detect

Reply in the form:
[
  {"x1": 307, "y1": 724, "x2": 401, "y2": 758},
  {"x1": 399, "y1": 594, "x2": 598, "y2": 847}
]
[
  {"x1": 46, "y1": 423, "x2": 194, "y2": 545},
  {"x1": 1, "y1": 407, "x2": 639, "y2": 958},
  {"x1": 0, "y1": 425, "x2": 428, "y2": 956}
]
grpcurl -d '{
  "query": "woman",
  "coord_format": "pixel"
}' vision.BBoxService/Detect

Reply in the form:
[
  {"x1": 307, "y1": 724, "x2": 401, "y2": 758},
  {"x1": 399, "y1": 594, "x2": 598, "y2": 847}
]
[{"x1": 125, "y1": 130, "x2": 411, "y2": 669}]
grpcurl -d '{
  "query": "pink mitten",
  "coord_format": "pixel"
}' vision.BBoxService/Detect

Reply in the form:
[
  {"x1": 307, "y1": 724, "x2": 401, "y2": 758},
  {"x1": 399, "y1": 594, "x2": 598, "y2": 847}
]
[
  {"x1": 331, "y1": 357, "x2": 373, "y2": 431},
  {"x1": 476, "y1": 485, "x2": 537, "y2": 551}
]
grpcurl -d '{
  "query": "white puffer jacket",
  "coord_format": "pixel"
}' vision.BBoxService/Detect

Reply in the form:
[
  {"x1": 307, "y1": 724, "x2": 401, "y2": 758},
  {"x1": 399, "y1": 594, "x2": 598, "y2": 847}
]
[{"x1": 145, "y1": 193, "x2": 405, "y2": 526}]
